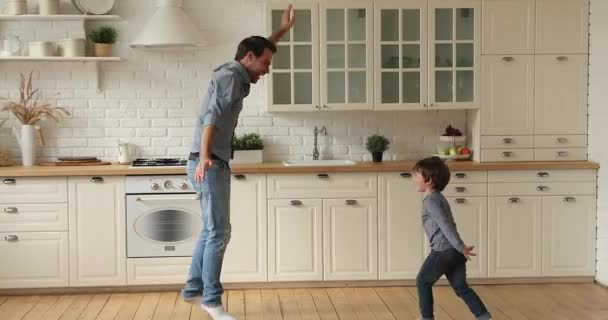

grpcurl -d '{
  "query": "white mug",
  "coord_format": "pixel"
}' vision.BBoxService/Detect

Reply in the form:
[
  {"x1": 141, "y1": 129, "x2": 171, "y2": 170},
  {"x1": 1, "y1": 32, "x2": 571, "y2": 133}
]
[
  {"x1": 38, "y1": 0, "x2": 59, "y2": 15},
  {"x1": 2, "y1": 1, "x2": 27, "y2": 15}
]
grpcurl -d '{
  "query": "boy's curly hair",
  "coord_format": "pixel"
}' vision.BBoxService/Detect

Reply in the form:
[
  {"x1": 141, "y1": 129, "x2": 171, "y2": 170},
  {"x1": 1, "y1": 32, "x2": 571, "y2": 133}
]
[{"x1": 413, "y1": 156, "x2": 451, "y2": 191}]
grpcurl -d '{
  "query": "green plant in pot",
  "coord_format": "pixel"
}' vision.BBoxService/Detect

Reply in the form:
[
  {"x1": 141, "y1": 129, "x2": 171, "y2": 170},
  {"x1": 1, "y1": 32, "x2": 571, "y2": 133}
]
[
  {"x1": 366, "y1": 134, "x2": 390, "y2": 163},
  {"x1": 232, "y1": 133, "x2": 264, "y2": 163},
  {"x1": 88, "y1": 26, "x2": 117, "y2": 57}
]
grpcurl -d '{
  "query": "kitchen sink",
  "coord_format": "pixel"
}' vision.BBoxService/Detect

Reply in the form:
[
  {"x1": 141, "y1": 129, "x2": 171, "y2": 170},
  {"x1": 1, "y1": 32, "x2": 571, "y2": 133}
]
[{"x1": 282, "y1": 159, "x2": 357, "y2": 167}]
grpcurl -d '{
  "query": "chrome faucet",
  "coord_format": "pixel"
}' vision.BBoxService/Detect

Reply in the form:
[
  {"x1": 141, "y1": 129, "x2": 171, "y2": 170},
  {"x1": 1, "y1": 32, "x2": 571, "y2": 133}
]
[{"x1": 312, "y1": 126, "x2": 327, "y2": 160}]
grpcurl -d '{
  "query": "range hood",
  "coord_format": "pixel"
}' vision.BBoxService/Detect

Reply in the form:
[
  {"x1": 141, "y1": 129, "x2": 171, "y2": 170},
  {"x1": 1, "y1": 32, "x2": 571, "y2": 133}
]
[{"x1": 131, "y1": 0, "x2": 205, "y2": 48}]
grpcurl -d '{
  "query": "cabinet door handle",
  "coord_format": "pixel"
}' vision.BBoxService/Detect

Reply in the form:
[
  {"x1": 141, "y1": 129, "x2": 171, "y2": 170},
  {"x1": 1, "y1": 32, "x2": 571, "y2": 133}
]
[
  {"x1": 3, "y1": 207, "x2": 18, "y2": 214},
  {"x1": 317, "y1": 173, "x2": 329, "y2": 179},
  {"x1": 502, "y1": 56, "x2": 514, "y2": 62},
  {"x1": 536, "y1": 172, "x2": 549, "y2": 178},
  {"x1": 501, "y1": 151, "x2": 513, "y2": 157},
  {"x1": 454, "y1": 173, "x2": 467, "y2": 179},
  {"x1": 90, "y1": 177, "x2": 104, "y2": 183},
  {"x1": 556, "y1": 56, "x2": 568, "y2": 62},
  {"x1": 556, "y1": 151, "x2": 569, "y2": 157},
  {"x1": 556, "y1": 137, "x2": 568, "y2": 144},
  {"x1": 563, "y1": 197, "x2": 576, "y2": 203},
  {"x1": 315, "y1": 105, "x2": 320, "y2": 110},
  {"x1": 290, "y1": 200, "x2": 303, "y2": 206},
  {"x1": 2, "y1": 178, "x2": 16, "y2": 185},
  {"x1": 508, "y1": 197, "x2": 520, "y2": 203},
  {"x1": 455, "y1": 198, "x2": 467, "y2": 204},
  {"x1": 455, "y1": 186, "x2": 467, "y2": 193},
  {"x1": 537, "y1": 186, "x2": 549, "y2": 192},
  {"x1": 345, "y1": 199, "x2": 358, "y2": 206},
  {"x1": 400, "y1": 172, "x2": 412, "y2": 178},
  {"x1": 4, "y1": 235, "x2": 18, "y2": 242},
  {"x1": 501, "y1": 138, "x2": 513, "y2": 144},
  {"x1": 234, "y1": 174, "x2": 246, "y2": 180}
]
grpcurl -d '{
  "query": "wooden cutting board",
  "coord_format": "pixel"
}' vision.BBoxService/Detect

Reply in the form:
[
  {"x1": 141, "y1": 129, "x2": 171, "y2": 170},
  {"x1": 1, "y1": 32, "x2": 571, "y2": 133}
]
[
  {"x1": 58, "y1": 156, "x2": 99, "y2": 162},
  {"x1": 39, "y1": 161, "x2": 112, "y2": 166}
]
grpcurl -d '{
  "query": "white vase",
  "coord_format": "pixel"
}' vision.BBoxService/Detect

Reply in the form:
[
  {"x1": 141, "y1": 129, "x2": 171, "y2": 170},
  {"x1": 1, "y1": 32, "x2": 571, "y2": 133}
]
[
  {"x1": 232, "y1": 150, "x2": 263, "y2": 164},
  {"x1": 12, "y1": 125, "x2": 36, "y2": 166}
]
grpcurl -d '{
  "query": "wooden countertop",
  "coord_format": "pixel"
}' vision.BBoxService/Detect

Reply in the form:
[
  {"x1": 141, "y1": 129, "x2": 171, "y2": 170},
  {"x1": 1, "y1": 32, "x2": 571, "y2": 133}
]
[{"x1": 0, "y1": 161, "x2": 599, "y2": 177}]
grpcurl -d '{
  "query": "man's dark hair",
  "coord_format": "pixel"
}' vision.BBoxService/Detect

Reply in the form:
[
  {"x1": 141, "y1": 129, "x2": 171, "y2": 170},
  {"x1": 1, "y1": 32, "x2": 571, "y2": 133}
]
[
  {"x1": 234, "y1": 36, "x2": 277, "y2": 61},
  {"x1": 413, "y1": 156, "x2": 451, "y2": 191}
]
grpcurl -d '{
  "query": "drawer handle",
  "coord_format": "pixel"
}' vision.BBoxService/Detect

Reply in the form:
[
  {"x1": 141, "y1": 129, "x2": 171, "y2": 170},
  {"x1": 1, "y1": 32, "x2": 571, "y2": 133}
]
[
  {"x1": 90, "y1": 177, "x2": 104, "y2": 183},
  {"x1": 508, "y1": 197, "x2": 520, "y2": 203},
  {"x1": 537, "y1": 186, "x2": 549, "y2": 192},
  {"x1": 501, "y1": 138, "x2": 513, "y2": 144},
  {"x1": 455, "y1": 198, "x2": 467, "y2": 204},
  {"x1": 2, "y1": 178, "x2": 16, "y2": 185},
  {"x1": 317, "y1": 173, "x2": 329, "y2": 179},
  {"x1": 556, "y1": 137, "x2": 568, "y2": 144},
  {"x1": 537, "y1": 172, "x2": 549, "y2": 178},
  {"x1": 556, "y1": 56, "x2": 568, "y2": 62},
  {"x1": 455, "y1": 186, "x2": 467, "y2": 193},
  {"x1": 4, "y1": 207, "x2": 18, "y2": 214},
  {"x1": 4, "y1": 235, "x2": 18, "y2": 242},
  {"x1": 400, "y1": 172, "x2": 412, "y2": 178},
  {"x1": 290, "y1": 200, "x2": 303, "y2": 206},
  {"x1": 501, "y1": 151, "x2": 513, "y2": 157},
  {"x1": 502, "y1": 56, "x2": 514, "y2": 62},
  {"x1": 454, "y1": 173, "x2": 467, "y2": 179},
  {"x1": 563, "y1": 197, "x2": 576, "y2": 203},
  {"x1": 556, "y1": 151, "x2": 569, "y2": 157},
  {"x1": 345, "y1": 199, "x2": 358, "y2": 206},
  {"x1": 234, "y1": 174, "x2": 246, "y2": 180}
]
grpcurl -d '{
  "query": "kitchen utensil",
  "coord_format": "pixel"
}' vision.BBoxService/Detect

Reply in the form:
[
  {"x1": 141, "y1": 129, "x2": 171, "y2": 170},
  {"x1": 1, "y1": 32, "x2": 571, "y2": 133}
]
[
  {"x1": 118, "y1": 142, "x2": 131, "y2": 164},
  {"x1": 0, "y1": 35, "x2": 22, "y2": 57},
  {"x1": 29, "y1": 41, "x2": 54, "y2": 56},
  {"x1": 38, "y1": 0, "x2": 59, "y2": 15},
  {"x1": 78, "y1": 0, "x2": 115, "y2": 15}
]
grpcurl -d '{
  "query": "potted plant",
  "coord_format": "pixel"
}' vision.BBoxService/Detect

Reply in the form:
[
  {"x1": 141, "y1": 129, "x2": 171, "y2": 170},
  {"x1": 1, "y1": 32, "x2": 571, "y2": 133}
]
[
  {"x1": 366, "y1": 134, "x2": 390, "y2": 163},
  {"x1": 1, "y1": 71, "x2": 70, "y2": 166},
  {"x1": 88, "y1": 26, "x2": 117, "y2": 57},
  {"x1": 231, "y1": 133, "x2": 264, "y2": 164}
]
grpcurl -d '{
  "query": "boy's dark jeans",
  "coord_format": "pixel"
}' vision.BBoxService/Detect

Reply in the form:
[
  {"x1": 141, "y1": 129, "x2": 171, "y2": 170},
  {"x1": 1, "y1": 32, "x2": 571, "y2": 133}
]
[{"x1": 416, "y1": 248, "x2": 491, "y2": 320}]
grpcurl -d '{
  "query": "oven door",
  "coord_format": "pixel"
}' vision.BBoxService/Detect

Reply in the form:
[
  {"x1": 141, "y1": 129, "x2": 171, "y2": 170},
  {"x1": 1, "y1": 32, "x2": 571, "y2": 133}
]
[{"x1": 126, "y1": 194, "x2": 202, "y2": 258}]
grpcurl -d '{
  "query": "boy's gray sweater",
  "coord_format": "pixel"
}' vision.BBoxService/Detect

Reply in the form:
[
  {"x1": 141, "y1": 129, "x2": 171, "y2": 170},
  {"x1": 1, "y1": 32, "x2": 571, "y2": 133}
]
[{"x1": 421, "y1": 191, "x2": 465, "y2": 252}]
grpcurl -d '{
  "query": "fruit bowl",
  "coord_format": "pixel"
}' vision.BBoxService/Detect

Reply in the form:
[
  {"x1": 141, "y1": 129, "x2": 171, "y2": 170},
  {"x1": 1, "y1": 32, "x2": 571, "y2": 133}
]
[
  {"x1": 439, "y1": 135, "x2": 466, "y2": 143},
  {"x1": 434, "y1": 153, "x2": 471, "y2": 161}
]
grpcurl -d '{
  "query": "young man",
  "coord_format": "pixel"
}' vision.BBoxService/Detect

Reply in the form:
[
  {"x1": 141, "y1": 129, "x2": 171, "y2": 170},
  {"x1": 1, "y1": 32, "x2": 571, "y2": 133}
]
[{"x1": 181, "y1": 5, "x2": 295, "y2": 320}]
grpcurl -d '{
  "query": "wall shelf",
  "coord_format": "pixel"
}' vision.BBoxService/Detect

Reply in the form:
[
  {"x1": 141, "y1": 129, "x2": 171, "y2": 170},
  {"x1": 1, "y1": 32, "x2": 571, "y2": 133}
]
[{"x1": 0, "y1": 14, "x2": 120, "y2": 21}]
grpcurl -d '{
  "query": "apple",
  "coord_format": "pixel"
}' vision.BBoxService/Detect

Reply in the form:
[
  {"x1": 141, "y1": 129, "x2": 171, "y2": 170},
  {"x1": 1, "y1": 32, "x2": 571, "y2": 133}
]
[{"x1": 460, "y1": 147, "x2": 471, "y2": 155}]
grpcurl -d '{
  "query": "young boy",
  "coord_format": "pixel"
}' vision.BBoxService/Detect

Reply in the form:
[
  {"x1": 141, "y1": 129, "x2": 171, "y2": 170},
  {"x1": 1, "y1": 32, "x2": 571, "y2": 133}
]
[{"x1": 413, "y1": 156, "x2": 492, "y2": 320}]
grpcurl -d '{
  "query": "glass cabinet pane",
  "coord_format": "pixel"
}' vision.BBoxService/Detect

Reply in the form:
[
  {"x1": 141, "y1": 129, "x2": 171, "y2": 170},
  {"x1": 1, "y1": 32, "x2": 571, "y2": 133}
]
[
  {"x1": 327, "y1": 9, "x2": 345, "y2": 41},
  {"x1": 348, "y1": 9, "x2": 366, "y2": 41},
  {"x1": 402, "y1": 44, "x2": 420, "y2": 68},
  {"x1": 328, "y1": 72, "x2": 345, "y2": 103},
  {"x1": 294, "y1": 73, "x2": 313, "y2": 104},
  {"x1": 381, "y1": 72, "x2": 399, "y2": 103},
  {"x1": 435, "y1": 9, "x2": 453, "y2": 40},
  {"x1": 403, "y1": 72, "x2": 420, "y2": 103},
  {"x1": 435, "y1": 71, "x2": 453, "y2": 102},
  {"x1": 274, "y1": 45, "x2": 291, "y2": 70},
  {"x1": 293, "y1": 10, "x2": 312, "y2": 42},
  {"x1": 272, "y1": 10, "x2": 290, "y2": 41},
  {"x1": 273, "y1": 73, "x2": 291, "y2": 104},
  {"x1": 348, "y1": 44, "x2": 366, "y2": 68},
  {"x1": 435, "y1": 44, "x2": 453, "y2": 67},
  {"x1": 327, "y1": 44, "x2": 345, "y2": 68},
  {"x1": 456, "y1": 8, "x2": 474, "y2": 40},
  {"x1": 294, "y1": 45, "x2": 312, "y2": 69},
  {"x1": 381, "y1": 10, "x2": 398, "y2": 41},
  {"x1": 402, "y1": 9, "x2": 420, "y2": 41},
  {"x1": 382, "y1": 45, "x2": 399, "y2": 69},
  {"x1": 456, "y1": 71, "x2": 473, "y2": 102},
  {"x1": 456, "y1": 44, "x2": 473, "y2": 67},
  {"x1": 348, "y1": 71, "x2": 366, "y2": 103}
]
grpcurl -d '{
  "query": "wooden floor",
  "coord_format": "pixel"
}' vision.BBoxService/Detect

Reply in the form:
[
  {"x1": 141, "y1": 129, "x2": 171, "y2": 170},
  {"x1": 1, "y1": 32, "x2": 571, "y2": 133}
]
[{"x1": 0, "y1": 284, "x2": 607, "y2": 320}]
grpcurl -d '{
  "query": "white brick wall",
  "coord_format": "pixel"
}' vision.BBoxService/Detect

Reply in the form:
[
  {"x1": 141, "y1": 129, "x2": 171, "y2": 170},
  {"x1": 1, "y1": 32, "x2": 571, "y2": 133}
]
[
  {"x1": 0, "y1": 0, "x2": 466, "y2": 163},
  {"x1": 589, "y1": 0, "x2": 608, "y2": 286}
]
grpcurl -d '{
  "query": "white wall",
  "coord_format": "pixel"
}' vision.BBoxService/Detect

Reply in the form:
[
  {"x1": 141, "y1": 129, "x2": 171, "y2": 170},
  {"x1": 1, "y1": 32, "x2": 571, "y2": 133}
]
[
  {"x1": 0, "y1": 0, "x2": 465, "y2": 163},
  {"x1": 589, "y1": 0, "x2": 608, "y2": 286}
]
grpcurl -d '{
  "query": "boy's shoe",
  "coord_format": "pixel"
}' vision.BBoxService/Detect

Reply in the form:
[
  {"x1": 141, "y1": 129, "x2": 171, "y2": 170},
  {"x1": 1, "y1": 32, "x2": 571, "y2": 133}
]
[
  {"x1": 201, "y1": 304, "x2": 236, "y2": 320},
  {"x1": 180, "y1": 289, "x2": 202, "y2": 304}
]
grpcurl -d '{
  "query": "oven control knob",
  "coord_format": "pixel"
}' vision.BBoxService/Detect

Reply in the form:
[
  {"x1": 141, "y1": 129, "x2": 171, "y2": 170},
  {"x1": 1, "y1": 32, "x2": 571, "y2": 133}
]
[
  {"x1": 163, "y1": 180, "x2": 174, "y2": 189},
  {"x1": 150, "y1": 183, "x2": 159, "y2": 191},
  {"x1": 179, "y1": 183, "x2": 188, "y2": 190}
]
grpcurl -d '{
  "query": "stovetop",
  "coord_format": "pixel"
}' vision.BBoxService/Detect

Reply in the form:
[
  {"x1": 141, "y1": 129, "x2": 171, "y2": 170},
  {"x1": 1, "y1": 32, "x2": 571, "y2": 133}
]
[{"x1": 131, "y1": 158, "x2": 187, "y2": 167}]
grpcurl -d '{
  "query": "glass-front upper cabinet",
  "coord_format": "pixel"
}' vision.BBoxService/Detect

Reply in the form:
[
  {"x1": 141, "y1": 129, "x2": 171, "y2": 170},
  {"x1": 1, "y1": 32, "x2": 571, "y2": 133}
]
[
  {"x1": 429, "y1": 0, "x2": 480, "y2": 109},
  {"x1": 320, "y1": 0, "x2": 373, "y2": 111},
  {"x1": 267, "y1": 2, "x2": 319, "y2": 112},
  {"x1": 374, "y1": 0, "x2": 428, "y2": 110}
]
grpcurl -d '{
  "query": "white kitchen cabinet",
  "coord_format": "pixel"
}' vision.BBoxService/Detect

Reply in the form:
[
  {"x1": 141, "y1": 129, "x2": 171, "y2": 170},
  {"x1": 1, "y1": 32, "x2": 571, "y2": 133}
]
[
  {"x1": 267, "y1": 172, "x2": 377, "y2": 199},
  {"x1": 488, "y1": 196, "x2": 542, "y2": 278},
  {"x1": 320, "y1": 0, "x2": 374, "y2": 110},
  {"x1": 535, "y1": 0, "x2": 589, "y2": 54},
  {"x1": 127, "y1": 257, "x2": 191, "y2": 286},
  {"x1": 447, "y1": 197, "x2": 487, "y2": 278},
  {"x1": 323, "y1": 198, "x2": 377, "y2": 280},
  {"x1": 0, "y1": 232, "x2": 69, "y2": 288},
  {"x1": 222, "y1": 174, "x2": 268, "y2": 283},
  {"x1": 482, "y1": 0, "x2": 534, "y2": 54},
  {"x1": 535, "y1": 54, "x2": 588, "y2": 135},
  {"x1": 542, "y1": 196, "x2": 596, "y2": 276},
  {"x1": 428, "y1": 0, "x2": 481, "y2": 109},
  {"x1": 268, "y1": 199, "x2": 323, "y2": 281},
  {"x1": 0, "y1": 177, "x2": 67, "y2": 204},
  {"x1": 481, "y1": 55, "x2": 534, "y2": 135},
  {"x1": 374, "y1": 0, "x2": 428, "y2": 110},
  {"x1": 0, "y1": 203, "x2": 68, "y2": 232},
  {"x1": 69, "y1": 176, "x2": 126, "y2": 286},
  {"x1": 267, "y1": 2, "x2": 320, "y2": 112},
  {"x1": 378, "y1": 172, "x2": 424, "y2": 280}
]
